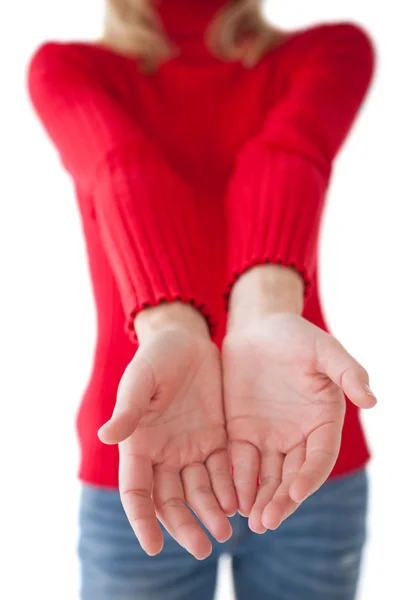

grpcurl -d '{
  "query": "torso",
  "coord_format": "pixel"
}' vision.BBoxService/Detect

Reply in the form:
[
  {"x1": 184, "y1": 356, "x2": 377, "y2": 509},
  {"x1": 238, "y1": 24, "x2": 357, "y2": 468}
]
[
  {"x1": 67, "y1": 25, "x2": 313, "y2": 191},
  {"x1": 58, "y1": 21, "x2": 371, "y2": 487}
]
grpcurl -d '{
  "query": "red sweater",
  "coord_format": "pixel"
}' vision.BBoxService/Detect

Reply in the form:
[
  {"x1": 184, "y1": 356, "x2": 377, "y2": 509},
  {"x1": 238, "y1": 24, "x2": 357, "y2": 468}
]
[{"x1": 27, "y1": 0, "x2": 375, "y2": 488}]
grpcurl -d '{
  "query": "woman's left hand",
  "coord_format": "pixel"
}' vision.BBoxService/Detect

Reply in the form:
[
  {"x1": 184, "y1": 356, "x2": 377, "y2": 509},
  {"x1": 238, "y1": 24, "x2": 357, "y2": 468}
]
[{"x1": 222, "y1": 312, "x2": 377, "y2": 533}]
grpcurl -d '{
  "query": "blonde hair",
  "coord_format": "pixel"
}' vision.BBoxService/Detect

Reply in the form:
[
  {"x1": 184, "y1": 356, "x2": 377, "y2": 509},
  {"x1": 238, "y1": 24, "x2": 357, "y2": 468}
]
[{"x1": 103, "y1": 0, "x2": 280, "y2": 72}]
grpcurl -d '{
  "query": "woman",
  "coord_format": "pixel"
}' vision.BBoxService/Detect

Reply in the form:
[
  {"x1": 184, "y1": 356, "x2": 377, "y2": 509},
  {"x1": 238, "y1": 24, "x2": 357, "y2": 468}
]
[{"x1": 27, "y1": 1, "x2": 377, "y2": 598}]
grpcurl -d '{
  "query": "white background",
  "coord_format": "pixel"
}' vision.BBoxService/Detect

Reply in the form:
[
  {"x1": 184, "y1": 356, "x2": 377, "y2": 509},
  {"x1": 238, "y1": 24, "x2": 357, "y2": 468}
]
[{"x1": 1, "y1": 0, "x2": 398, "y2": 598}]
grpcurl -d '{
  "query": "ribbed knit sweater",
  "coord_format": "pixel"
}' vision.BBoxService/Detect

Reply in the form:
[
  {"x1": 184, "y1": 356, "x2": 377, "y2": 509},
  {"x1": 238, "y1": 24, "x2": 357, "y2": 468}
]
[{"x1": 27, "y1": 0, "x2": 375, "y2": 487}]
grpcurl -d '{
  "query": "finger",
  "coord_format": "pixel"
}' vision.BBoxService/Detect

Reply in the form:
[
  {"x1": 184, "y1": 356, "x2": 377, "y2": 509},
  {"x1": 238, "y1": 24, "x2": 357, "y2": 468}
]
[
  {"x1": 119, "y1": 452, "x2": 163, "y2": 556},
  {"x1": 182, "y1": 463, "x2": 232, "y2": 543},
  {"x1": 230, "y1": 441, "x2": 260, "y2": 517},
  {"x1": 262, "y1": 445, "x2": 305, "y2": 530},
  {"x1": 98, "y1": 351, "x2": 154, "y2": 444},
  {"x1": 289, "y1": 422, "x2": 341, "y2": 503},
  {"x1": 248, "y1": 450, "x2": 284, "y2": 534},
  {"x1": 153, "y1": 466, "x2": 212, "y2": 560},
  {"x1": 317, "y1": 337, "x2": 377, "y2": 409},
  {"x1": 206, "y1": 449, "x2": 238, "y2": 517}
]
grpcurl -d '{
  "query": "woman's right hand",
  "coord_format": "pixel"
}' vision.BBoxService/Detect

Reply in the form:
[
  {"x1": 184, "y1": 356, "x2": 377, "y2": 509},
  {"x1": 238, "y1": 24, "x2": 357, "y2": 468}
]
[{"x1": 97, "y1": 302, "x2": 237, "y2": 560}]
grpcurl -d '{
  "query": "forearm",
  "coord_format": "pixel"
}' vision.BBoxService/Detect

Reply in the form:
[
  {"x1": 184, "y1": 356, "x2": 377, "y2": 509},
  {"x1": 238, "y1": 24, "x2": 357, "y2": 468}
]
[
  {"x1": 135, "y1": 264, "x2": 304, "y2": 341},
  {"x1": 134, "y1": 300, "x2": 211, "y2": 344},
  {"x1": 28, "y1": 45, "x2": 218, "y2": 346},
  {"x1": 227, "y1": 264, "x2": 304, "y2": 332}
]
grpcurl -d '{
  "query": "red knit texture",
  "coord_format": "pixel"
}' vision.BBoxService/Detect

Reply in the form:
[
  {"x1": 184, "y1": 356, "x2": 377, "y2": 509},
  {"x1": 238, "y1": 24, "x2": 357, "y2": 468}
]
[{"x1": 27, "y1": 0, "x2": 375, "y2": 487}]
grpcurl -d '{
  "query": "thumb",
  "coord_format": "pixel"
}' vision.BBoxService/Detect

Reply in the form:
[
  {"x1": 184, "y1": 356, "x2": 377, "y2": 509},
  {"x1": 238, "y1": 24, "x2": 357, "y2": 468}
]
[
  {"x1": 317, "y1": 336, "x2": 377, "y2": 409},
  {"x1": 97, "y1": 351, "x2": 155, "y2": 445}
]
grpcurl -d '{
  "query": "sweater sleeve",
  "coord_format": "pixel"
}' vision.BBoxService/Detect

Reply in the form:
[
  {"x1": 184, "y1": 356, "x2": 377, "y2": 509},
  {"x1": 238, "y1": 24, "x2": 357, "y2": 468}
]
[
  {"x1": 27, "y1": 42, "x2": 217, "y2": 343},
  {"x1": 224, "y1": 23, "x2": 376, "y2": 305}
]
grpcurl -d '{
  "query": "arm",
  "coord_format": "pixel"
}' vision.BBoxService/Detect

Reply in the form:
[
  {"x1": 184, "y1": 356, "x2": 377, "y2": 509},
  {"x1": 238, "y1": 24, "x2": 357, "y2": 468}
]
[
  {"x1": 222, "y1": 24, "x2": 377, "y2": 528},
  {"x1": 224, "y1": 23, "x2": 376, "y2": 305},
  {"x1": 27, "y1": 42, "x2": 216, "y2": 343},
  {"x1": 227, "y1": 263, "x2": 304, "y2": 331},
  {"x1": 28, "y1": 43, "x2": 237, "y2": 556}
]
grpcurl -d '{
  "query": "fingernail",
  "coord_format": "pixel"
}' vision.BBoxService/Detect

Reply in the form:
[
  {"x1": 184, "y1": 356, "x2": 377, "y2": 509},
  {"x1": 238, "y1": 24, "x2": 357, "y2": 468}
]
[
  {"x1": 256, "y1": 528, "x2": 267, "y2": 535},
  {"x1": 364, "y1": 384, "x2": 376, "y2": 398},
  {"x1": 248, "y1": 520, "x2": 265, "y2": 534}
]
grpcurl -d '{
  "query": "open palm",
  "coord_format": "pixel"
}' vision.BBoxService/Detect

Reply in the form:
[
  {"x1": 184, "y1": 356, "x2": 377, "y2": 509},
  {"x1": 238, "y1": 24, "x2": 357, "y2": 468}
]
[
  {"x1": 98, "y1": 328, "x2": 237, "y2": 559},
  {"x1": 222, "y1": 313, "x2": 376, "y2": 533}
]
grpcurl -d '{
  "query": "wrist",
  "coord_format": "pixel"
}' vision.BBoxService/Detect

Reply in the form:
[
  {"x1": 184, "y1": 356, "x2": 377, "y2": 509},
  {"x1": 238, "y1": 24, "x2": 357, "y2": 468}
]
[
  {"x1": 134, "y1": 300, "x2": 211, "y2": 343},
  {"x1": 227, "y1": 264, "x2": 304, "y2": 331}
]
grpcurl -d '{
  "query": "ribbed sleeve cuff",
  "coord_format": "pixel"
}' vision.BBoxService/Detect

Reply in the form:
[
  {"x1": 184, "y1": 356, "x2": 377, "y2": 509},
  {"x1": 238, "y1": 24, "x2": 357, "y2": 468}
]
[
  {"x1": 93, "y1": 143, "x2": 218, "y2": 343},
  {"x1": 123, "y1": 296, "x2": 217, "y2": 345},
  {"x1": 224, "y1": 147, "x2": 329, "y2": 308}
]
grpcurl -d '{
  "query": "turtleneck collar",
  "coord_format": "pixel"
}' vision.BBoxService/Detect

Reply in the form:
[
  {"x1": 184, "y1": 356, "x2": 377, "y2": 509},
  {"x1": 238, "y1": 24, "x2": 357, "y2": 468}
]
[{"x1": 155, "y1": 0, "x2": 229, "y2": 53}]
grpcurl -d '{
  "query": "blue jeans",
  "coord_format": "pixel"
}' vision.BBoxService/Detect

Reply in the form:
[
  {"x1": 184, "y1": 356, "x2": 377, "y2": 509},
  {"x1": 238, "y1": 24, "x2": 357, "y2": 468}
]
[{"x1": 77, "y1": 468, "x2": 368, "y2": 600}]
